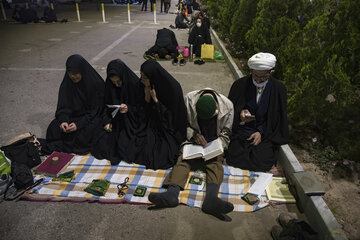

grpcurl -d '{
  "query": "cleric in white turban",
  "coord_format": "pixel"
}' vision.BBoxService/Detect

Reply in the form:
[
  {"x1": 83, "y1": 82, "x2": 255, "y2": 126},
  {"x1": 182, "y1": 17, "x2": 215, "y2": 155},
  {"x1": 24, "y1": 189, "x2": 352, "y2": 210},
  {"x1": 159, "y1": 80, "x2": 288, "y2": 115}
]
[
  {"x1": 248, "y1": 52, "x2": 277, "y2": 70},
  {"x1": 226, "y1": 52, "x2": 289, "y2": 173}
]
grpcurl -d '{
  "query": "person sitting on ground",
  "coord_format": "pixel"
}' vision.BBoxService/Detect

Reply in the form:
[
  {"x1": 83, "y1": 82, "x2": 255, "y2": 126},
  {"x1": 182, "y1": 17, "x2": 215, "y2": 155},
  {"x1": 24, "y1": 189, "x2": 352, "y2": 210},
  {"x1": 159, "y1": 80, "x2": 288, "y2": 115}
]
[
  {"x1": 145, "y1": 28, "x2": 180, "y2": 60},
  {"x1": 188, "y1": 18, "x2": 211, "y2": 57},
  {"x1": 41, "y1": 6, "x2": 57, "y2": 23},
  {"x1": 175, "y1": 8, "x2": 190, "y2": 29},
  {"x1": 92, "y1": 59, "x2": 141, "y2": 165},
  {"x1": 148, "y1": 88, "x2": 235, "y2": 221},
  {"x1": 12, "y1": 5, "x2": 39, "y2": 24},
  {"x1": 192, "y1": 0, "x2": 200, "y2": 11},
  {"x1": 121, "y1": 60, "x2": 187, "y2": 170},
  {"x1": 43, "y1": 54, "x2": 105, "y2": 155},
  {"x1": 226, "y1": 52, "x2": 289, "y2": 172}
]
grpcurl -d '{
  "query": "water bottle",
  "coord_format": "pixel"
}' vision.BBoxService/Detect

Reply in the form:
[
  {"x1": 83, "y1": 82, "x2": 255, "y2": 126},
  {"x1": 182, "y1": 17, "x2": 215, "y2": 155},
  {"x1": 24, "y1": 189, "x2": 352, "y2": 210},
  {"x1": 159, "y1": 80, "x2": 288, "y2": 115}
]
[{"x1": 189, "y1": 44, "x2": 193, "y2": 60}]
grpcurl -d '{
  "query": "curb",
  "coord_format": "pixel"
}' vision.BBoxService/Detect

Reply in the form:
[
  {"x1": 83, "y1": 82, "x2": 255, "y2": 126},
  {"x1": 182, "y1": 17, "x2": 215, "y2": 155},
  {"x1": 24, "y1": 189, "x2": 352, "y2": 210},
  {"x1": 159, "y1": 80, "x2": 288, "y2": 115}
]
[{"x1": 210, "y1": 28, "x2": 347, "y2": 240}]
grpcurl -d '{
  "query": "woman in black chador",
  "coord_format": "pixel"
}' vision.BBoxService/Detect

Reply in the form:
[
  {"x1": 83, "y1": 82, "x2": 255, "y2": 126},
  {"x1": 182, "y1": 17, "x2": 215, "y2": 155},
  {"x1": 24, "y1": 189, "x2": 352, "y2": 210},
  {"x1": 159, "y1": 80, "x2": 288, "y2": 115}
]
[
  {"x1": 123, "y1": 59, "x2": 187, "y2": 170},
  {"x1": 188, "y1": 18, "x2": 212, "y2": 57},
  {"x1": 44, "y1": 54, "x2": 105, "y2": 155},
  {"x1": 92, "y1": 59, "x2": 141, "y2": 165}
]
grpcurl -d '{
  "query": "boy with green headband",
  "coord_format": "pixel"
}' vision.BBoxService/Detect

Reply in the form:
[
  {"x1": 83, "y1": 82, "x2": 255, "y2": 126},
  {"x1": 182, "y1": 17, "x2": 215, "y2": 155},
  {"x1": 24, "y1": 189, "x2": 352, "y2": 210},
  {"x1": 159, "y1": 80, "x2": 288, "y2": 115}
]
[{"x1": 148, "y1": 88, "x2": 234, "y2": 220}]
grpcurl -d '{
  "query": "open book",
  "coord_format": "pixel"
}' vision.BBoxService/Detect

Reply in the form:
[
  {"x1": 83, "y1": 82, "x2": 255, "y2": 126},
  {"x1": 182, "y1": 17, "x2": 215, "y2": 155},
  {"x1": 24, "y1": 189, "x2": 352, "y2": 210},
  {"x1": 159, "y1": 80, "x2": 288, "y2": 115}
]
[{"x1": 183, "y1": 138, "x2": 223, "y2": 161}]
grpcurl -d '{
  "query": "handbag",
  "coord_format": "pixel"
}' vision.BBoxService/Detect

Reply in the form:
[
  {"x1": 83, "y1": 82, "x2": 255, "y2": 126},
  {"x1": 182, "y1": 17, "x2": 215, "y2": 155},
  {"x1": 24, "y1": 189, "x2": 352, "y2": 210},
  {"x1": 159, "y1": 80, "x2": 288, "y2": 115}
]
[
  {"x1": 1, "y1": 132, "x2": 41, "y2": 169},
  {"x1": 201, "y1": 44, "x2": 215, "y2": 59}
]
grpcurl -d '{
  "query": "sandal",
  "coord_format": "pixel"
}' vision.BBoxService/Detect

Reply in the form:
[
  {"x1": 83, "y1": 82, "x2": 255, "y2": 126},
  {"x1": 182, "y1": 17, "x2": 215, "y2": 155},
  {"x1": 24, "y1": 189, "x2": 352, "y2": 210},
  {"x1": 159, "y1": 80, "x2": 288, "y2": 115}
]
[
  {"x1": 179, "y1": 59, "x2": 186, "y2": 66},
  {"x1": 172, "y1": 58, "x2": 178, "y2": 66}
]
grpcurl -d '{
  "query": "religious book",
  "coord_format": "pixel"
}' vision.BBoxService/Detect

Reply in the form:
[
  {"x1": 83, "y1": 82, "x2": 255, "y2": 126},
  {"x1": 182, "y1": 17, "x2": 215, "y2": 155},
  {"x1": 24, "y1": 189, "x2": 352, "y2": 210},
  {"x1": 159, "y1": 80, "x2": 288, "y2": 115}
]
[
  {"x1": 265, "y1": 177, "x2": 296, "y2": 203},
  {"x1": 35, "y1": 152, "x2": 75, "y2": 177},
  {"x1": 183, "y1": 138, "x2": 223, "y2": 161}
]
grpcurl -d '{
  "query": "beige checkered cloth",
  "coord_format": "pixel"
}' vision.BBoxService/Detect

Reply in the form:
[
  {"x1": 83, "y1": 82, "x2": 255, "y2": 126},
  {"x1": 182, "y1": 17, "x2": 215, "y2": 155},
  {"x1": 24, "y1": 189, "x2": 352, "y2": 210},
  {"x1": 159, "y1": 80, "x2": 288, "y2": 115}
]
[{"x1": 24, "y1": 154, "x2": 268, "y2": 212}]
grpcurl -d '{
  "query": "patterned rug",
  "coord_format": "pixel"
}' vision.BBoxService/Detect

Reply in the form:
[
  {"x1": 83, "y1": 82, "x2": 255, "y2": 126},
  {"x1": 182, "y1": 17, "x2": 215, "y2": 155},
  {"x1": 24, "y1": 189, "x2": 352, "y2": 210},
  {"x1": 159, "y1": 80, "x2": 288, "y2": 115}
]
[{"x1": 23, "y1": 154, "x2": 268, "y2": 212}]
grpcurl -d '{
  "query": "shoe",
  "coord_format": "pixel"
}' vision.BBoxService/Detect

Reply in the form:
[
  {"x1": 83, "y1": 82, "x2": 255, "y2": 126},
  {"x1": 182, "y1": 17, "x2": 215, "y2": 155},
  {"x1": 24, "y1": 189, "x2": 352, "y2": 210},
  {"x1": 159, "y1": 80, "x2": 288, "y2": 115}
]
[
  {"x1": 179, "y1": 59, "x2": 186, "y2": 66},
  {"x1": 278, "y1": 213, "x2": 293, "y2": 227},
  {"x1": 172, "y1": 58, "x2": 178, "y2": 65},
  {"x1": 271, "y1": 225, "x2": 283, "y2": 240}
]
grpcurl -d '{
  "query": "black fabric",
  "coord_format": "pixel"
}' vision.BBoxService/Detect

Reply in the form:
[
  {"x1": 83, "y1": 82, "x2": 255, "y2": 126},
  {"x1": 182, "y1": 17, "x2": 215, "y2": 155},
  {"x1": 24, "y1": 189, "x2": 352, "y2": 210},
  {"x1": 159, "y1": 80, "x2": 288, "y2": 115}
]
[
  {"x1": 226, "y1": 76, "x2": 289, "y2": 171},
  {"x1": 92, "y1": 59, "x2": 141, "y2": 165},
  {"x1": 10, "y1": 162, "x2": 34, "y2": 189},
  {"x1": 197, "y1": 115, "x2": 217, "y2": 143},
  {"x1": 44, "y1": 54, "x2": 105, "y2": 155},
  {"x1": 1, "y1": 139, "x2": 41, "y2": 169},
  {"x1": 13, "y1": 7, "x2": 39, "y2": 24},
  {"x1": 42, "y1": 6, "x2": 57, "y2": 23},
  {"x1": 192, "y1": 1, "x2": 200, "y2": 10},
  {"x1": 122, "y1": 60, "x2": 187, "y2": 169},
  {"x1": 145, "y1": 28, "x2": 179, "y2": 59},
  {"x1": 188, "y1": 23, "x2": 211, "y2": 57},
  {"x1": 240, "y1": 78, "x2": 271, "y2": 136}
]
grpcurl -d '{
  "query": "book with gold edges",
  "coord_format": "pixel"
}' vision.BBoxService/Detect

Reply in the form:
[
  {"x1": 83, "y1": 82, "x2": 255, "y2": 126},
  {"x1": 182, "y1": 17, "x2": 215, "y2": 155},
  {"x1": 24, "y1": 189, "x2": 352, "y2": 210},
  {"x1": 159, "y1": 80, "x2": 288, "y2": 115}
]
[{"x1": 35, "y1": 152, "x2": 75, "y2": 177}]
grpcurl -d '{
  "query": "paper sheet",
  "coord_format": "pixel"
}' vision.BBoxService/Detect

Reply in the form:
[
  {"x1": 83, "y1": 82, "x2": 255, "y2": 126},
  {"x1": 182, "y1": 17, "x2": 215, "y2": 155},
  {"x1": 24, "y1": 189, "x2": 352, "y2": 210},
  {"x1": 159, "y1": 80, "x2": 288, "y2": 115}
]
[{"x1": 248, "y1": 172, "x2": 273, "y2": 196}]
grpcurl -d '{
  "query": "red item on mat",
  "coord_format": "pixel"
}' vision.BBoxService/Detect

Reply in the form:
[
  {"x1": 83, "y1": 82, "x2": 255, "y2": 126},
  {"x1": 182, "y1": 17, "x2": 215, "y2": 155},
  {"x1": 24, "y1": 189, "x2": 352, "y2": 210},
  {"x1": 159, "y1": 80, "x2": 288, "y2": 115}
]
[{"x1": 35, "y1": 152, "x2": 75, "y2": 177}]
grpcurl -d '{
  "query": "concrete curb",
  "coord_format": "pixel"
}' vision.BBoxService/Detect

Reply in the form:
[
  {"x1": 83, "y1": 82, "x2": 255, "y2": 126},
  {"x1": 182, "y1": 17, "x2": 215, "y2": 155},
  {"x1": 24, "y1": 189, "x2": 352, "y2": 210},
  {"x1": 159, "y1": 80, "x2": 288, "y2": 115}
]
[{"x1": 210, "y1": 28, "x2": 347, "y2": 240}]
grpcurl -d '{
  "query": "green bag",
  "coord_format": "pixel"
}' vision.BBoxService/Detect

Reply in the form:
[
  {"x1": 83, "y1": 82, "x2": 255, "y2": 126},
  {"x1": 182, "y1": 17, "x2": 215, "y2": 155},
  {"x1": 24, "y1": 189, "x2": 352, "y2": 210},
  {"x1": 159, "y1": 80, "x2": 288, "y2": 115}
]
[
  {"x1": 214, "y1": 50, "x2": 225, "y2": 60},
  {"x1": 0, "y1": 150, "x2": 11, "y2": 176}
]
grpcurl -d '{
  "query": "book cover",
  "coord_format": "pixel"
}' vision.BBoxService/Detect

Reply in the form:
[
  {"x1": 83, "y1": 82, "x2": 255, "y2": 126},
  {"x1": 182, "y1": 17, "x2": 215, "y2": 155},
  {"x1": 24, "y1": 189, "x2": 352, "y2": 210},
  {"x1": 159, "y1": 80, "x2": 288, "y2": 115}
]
[
  {"x1": 35, "y1": 152, "x2": 75, "y2": 177},
  {"x1": 265, "y1": 177, "x2": 296, "y2": 203}
]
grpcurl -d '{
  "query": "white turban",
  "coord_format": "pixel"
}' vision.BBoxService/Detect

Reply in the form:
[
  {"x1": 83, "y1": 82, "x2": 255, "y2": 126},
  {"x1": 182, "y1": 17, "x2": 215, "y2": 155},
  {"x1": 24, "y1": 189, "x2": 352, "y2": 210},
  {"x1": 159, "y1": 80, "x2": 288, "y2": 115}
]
[{"x1": 248, "y1": 52, "x2": 277, "y2": 70}]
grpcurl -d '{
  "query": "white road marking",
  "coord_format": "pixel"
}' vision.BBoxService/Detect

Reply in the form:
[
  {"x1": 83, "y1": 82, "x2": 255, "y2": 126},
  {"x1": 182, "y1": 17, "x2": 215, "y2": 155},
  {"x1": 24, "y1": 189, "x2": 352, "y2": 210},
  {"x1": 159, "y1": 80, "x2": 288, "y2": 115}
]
[
  {"x1": 48, "y1": 38, "x2": 62, "y2": 41},
  {"x1": 84, "y1": 26, "x2": 93, "y2": 28},
  {"x1": 89, "y1": 21, "x2": 145, "y2": 64},
  {"x1": 69, "y1": 31, "x2": 81, "y2": 34},
  {"x1": 18, "y1": 48, "x2": 32, "y2": 52}
]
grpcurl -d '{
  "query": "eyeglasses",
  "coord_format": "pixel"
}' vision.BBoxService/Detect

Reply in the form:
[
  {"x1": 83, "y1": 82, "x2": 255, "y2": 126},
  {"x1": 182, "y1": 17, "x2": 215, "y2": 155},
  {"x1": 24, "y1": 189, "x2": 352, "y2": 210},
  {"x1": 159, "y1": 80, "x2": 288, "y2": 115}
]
[{"x1": 117, "y1": 177, "x2": 129, "y2": 197}]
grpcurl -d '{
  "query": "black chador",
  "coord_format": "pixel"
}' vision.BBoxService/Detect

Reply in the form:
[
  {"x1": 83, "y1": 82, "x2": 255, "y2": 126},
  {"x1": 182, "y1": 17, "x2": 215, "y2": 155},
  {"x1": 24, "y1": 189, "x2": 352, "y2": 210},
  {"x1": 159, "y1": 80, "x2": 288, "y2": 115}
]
[
  {"x1": 44, "y1": 55, "x2": 105, "y2": 155},
  {"x1": 123, "y1": 60, "x2": 187, "y2": 170},
  {"x1": 188, "y1": 22, "x2": 212, "y2": 57},
  {"x1": 92, "y1": 59, "x2": 141, "y2": 165},
  {"x1": 226, "y1": 76, "x2": 289, "y2": 171}
]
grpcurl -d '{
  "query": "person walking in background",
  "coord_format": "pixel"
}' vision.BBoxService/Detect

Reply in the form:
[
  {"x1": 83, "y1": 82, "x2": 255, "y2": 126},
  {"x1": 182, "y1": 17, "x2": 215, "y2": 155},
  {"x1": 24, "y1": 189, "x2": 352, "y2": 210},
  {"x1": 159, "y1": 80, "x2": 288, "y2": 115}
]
[
  {"x1": 160, "y1": 0, "x2": 164, "y2": 12},
  {"x1": 141, "y1": 0, "x2": 148, "y2": 11},
  {"x1": 164, "y1": 0, "x2": 171, "y2": 13}
]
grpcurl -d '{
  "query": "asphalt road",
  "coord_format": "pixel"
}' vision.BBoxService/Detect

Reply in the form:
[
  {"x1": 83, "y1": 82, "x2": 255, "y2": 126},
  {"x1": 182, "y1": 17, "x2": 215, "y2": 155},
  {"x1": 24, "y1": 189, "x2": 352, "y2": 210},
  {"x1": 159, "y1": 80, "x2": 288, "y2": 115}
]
[{"x1": 0, "y1": 2, "x2": 301, "y2": 239}]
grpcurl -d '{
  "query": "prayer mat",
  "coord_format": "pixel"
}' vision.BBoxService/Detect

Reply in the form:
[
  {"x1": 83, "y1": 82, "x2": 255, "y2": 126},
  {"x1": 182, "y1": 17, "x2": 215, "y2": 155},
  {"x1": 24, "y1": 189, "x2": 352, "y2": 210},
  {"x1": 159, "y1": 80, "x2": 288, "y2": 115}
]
[
  {"x1": 143, "y1": 53, "x2": 226, "y2": 63},
  {"x1": 23, "y1": 154, "x2": 268, "y2": 212}
]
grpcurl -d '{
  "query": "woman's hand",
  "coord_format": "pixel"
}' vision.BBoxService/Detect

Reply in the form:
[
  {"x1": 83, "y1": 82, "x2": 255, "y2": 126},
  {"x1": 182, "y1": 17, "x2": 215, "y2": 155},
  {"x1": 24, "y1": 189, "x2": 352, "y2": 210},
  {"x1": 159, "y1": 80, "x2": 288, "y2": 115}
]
[
  {"x1": 66, "y1": 123, "x2": 77, "y2": 133},
  {"x1": 60, "y1": 122, "x2": 69, "y2": 133},
  {"x1": 119, "y1": 104, "x2": 128, "y2": 113},
  {"x1": 150, "y1": 87, "x2": 158, "y2": 103},
  {"x1": 104, "y1": 123, "x2": 112, "y2": 132}
]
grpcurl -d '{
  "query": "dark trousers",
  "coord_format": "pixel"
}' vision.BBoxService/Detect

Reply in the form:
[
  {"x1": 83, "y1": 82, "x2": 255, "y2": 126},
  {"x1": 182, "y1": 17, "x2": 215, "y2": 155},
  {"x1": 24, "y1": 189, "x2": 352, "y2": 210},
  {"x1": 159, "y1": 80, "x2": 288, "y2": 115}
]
[
  {"x1": 193, "y1": 36, "x2": 205, "y2": 57},
  {"x1": 141, "y1": 0, "x2": 147, "y2": 10},
  {"x1": 162, "y1": 146, "x2": 224, "y2": 190},
  {"x1": 160, "y1": 0, "x2": 164, "y2": 12}
]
